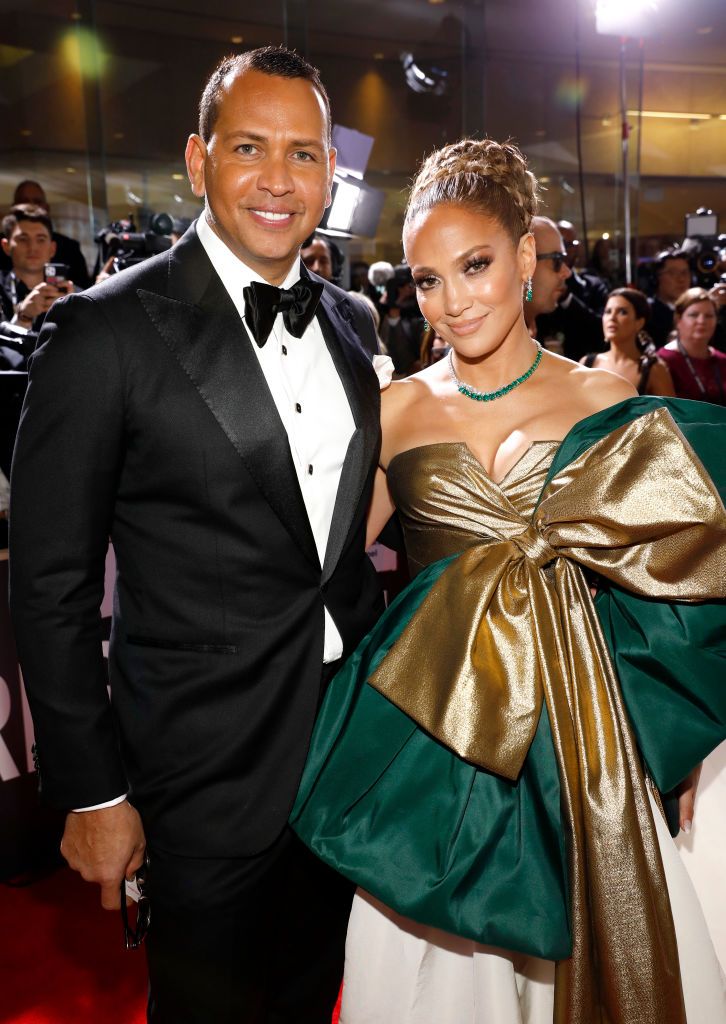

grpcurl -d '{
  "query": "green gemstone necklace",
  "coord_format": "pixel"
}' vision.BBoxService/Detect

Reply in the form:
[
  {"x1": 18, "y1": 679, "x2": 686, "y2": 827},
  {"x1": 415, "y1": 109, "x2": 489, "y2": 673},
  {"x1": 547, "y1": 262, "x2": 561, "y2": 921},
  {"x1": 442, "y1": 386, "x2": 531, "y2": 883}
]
[{"x1": 448, "y1": 342, "x2": 543, "y2": 403}]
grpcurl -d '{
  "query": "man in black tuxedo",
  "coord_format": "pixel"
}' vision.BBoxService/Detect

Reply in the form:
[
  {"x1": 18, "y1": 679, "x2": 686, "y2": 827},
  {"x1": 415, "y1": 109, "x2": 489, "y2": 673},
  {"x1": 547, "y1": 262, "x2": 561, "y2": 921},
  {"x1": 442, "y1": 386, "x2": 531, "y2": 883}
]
[{"x1": 10, "y1": 47, "x2": 383, "y2": 1023}]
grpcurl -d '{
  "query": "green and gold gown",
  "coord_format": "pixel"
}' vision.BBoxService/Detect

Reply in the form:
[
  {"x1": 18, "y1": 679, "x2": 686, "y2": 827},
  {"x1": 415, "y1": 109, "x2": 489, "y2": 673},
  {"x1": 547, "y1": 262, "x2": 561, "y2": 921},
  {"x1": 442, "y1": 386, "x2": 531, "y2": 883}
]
[{"x1": 291, "y1": 397, "x2": 726, "y2": 1024}]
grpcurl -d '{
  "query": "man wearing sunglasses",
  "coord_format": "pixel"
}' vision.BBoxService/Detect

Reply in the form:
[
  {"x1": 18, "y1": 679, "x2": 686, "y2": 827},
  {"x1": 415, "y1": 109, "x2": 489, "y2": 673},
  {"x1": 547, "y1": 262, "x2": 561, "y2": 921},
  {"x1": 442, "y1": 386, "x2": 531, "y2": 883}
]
[{"x1": 526, "y1": 216, "x2": 604, "y2": 360}]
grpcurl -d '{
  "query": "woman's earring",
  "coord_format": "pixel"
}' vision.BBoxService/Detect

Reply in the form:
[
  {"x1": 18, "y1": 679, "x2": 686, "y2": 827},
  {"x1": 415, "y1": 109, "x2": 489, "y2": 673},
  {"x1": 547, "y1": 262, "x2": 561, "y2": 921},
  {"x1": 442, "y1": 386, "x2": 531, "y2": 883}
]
[
  {"x1": 525, "y1": 278, "x2": 533, "y2": 303},
  {"x1": 423, "y1": 319, "x2": 430, "y2": 331}
]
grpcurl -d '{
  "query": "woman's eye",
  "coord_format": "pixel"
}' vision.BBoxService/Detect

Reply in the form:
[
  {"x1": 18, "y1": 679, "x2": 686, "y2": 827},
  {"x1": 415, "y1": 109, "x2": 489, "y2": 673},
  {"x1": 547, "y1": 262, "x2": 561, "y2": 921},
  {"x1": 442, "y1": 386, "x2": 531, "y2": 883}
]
[
  {"x1": 464, "y1": 259, "x2": 491, "y2": 274},
  {"x1": 414, "y1": 275, "x2": 438, "y2": 291}
]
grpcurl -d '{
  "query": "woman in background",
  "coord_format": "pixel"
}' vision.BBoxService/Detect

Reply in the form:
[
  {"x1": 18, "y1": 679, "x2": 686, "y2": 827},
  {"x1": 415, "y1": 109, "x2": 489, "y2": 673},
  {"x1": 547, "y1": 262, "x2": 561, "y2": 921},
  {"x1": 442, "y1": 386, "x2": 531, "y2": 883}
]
[
  {"x1": 656, "y1": 287, "x2": 726, "y2": 404},
  {"x1": 580, "y1": 287, "x2": 675, "y2": 396}
]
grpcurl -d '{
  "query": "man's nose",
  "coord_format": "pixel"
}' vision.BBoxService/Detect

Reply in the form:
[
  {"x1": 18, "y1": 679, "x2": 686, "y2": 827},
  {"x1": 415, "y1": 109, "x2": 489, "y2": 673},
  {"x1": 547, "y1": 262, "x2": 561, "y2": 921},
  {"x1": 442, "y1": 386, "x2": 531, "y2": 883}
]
[
  {"x1": 256, "y1": 155, "x2": 294, "y2": 195},
  {"x1": 560, "y1": 262, "x2": 572, "y2": 280}
]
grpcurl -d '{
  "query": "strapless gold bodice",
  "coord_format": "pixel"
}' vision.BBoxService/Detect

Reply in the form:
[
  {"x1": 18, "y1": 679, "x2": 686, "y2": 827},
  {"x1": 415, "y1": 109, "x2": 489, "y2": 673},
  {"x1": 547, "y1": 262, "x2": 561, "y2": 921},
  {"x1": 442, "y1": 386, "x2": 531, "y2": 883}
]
[{"x1": 386, "y1": 441, "x2": 560, "y2": 575}]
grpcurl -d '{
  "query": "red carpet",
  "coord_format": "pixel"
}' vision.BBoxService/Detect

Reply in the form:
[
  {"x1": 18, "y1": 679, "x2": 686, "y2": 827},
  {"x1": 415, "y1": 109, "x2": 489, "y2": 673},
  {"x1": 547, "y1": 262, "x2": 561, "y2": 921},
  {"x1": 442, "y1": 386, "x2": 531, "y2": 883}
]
[{"x1": 0, "y1": 867, "x2": 341, "y2": 1023}]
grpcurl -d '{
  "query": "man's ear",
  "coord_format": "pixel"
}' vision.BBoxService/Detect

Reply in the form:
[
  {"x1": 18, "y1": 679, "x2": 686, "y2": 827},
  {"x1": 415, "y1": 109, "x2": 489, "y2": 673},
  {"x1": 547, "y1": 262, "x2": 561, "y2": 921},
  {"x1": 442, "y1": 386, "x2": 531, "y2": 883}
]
[
  {"x1": 185, "y1": 134, "x2": 207, "y2": 199},
  {"x1": 325, "y1": 146, "x2": 337, "y2": 209},
  {"x1": 0, "y1": 238, "x2": 9, "y2": 257}
]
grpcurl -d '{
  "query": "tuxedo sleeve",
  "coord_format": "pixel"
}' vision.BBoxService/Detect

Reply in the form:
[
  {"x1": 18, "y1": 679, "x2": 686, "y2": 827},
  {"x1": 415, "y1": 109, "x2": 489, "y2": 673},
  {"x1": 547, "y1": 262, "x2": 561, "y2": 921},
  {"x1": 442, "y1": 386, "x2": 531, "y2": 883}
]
[
  {"x1": 9, "y1": 291, "x2": 129, "y2": 810},
  {"x1": 345, "y1": 294, "x2": 379, "y2": 357}
]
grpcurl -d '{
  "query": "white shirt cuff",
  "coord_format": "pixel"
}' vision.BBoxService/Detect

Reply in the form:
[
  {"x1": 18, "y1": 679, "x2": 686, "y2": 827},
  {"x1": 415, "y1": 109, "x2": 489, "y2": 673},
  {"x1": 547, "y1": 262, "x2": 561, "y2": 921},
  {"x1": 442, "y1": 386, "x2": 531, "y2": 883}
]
[{"x1": 73, "y1": 794, "x2": 128, "y2": 812}]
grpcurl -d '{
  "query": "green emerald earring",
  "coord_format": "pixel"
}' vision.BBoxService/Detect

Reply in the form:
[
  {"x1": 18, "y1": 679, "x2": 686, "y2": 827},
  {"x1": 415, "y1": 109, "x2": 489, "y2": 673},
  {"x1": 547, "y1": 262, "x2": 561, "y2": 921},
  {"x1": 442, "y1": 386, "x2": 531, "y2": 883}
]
[
  {"x1": 525, "y1": 278, "x2": 533, "y2": 303},
  {"x1": 423, "y1": 319, "x2": 430, "y2": 331}
]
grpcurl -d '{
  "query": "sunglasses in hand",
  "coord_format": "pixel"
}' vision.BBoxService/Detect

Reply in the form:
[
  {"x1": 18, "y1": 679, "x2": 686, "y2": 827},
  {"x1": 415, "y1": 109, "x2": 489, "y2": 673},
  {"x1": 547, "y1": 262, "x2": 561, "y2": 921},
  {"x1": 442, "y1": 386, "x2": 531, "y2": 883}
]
[{"x1": 121, "y1": 853, "x2": 150, "y2": 950}]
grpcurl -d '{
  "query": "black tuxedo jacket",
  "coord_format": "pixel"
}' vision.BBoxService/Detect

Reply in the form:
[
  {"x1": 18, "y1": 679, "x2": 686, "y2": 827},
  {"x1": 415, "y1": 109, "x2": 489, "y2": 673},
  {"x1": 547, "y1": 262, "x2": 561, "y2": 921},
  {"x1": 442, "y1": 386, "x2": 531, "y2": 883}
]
[{"x1": 10, "y1": 224, "x2": 384, "y2": 857}]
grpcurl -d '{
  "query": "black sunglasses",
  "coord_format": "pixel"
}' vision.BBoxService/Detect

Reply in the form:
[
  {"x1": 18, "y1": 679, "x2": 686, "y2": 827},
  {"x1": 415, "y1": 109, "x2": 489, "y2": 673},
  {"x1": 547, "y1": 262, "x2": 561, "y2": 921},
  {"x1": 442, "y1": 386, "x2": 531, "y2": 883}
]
[
  {"x1": 121, "y1": 853, "x2": 151, "y2": 950},
  {"x1": 536, "y1": 252, "x2": 568, "y2": 273}
]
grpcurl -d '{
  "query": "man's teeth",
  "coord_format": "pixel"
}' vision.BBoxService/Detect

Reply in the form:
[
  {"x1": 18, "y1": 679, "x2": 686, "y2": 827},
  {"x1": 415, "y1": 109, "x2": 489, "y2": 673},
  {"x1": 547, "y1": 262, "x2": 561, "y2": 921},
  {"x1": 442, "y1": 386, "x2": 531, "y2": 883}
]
[{"x1": 253, "y1": 210, "x2": 291, "y2": 221}]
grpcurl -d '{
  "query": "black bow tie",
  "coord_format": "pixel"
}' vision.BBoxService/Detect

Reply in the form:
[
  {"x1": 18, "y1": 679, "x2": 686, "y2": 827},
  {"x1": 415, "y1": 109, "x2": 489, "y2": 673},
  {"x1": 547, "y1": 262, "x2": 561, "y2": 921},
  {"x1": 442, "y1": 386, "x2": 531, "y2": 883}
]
[{"x1": 242, "y1": 278, "x2": 324, "y2": 348}]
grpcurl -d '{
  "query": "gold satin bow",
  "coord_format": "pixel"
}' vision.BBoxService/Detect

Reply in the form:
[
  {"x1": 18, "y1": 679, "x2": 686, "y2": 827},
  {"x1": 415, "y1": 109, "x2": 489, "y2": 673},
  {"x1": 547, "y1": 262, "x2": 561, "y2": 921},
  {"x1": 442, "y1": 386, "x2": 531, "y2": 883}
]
[{"x1": 371, "y1": 408, "x2": 726, "y2": 1024}]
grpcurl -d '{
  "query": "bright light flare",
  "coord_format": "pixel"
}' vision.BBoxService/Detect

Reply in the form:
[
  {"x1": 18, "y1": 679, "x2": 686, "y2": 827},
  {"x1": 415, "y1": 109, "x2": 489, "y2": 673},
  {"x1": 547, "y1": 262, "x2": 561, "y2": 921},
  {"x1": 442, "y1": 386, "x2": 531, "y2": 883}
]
[
  {"x1": 60, "y1": 26, "x2": 108, "y2": 79},
  {"x1": 595, "y1": 0, "x2": 660, "y2": 37}
]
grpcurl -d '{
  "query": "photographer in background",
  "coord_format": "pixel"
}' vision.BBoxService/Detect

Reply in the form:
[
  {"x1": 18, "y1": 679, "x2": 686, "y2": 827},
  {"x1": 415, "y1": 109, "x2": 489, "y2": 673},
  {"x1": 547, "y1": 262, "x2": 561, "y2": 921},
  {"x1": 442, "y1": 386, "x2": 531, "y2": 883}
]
[
  {"x1": 301, "y1": 232, "x2": 344, "y2": 285},
  {"x1": 648, "y1": 249, "x2": 692, "y2": 348},
  {"x1": 3, "y1": 179, "x2": 91, "y2": 289},
  {"x1": 1, "y1": 205, "x2": 74, "y2": 333},
  {"x1": 379, "y1": 262, "x2": 425, "y2": 376}
]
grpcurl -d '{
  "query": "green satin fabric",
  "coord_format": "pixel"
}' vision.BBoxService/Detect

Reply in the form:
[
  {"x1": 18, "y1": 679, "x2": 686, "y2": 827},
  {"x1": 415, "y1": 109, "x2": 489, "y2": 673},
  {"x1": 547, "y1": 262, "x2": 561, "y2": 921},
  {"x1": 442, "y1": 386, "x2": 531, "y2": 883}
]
[{"x1": 290, "y1": 397, "x2": 726, "y2": 962}]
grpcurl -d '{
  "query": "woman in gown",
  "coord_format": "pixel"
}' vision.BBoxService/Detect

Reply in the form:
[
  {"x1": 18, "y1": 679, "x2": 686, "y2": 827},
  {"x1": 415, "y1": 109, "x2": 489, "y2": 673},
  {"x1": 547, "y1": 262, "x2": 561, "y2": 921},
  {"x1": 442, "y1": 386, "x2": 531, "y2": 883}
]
[{"x1": 291, "y1": 139, "x2": 726, "y2": 1023}]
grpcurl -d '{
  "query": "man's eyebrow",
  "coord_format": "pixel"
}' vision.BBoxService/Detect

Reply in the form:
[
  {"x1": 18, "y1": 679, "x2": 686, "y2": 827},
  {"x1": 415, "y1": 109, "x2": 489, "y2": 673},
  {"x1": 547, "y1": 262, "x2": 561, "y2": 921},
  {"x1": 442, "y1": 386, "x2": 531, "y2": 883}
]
[
  {"x1": 223, "y1": 131, "x2": 325, "y2": 150},
  {"x1": 224, "y1": 131, "x2": 267, "y2": 143},
  {"x1": 289, "y1": 138, "x2": 325, "y2": 149}
]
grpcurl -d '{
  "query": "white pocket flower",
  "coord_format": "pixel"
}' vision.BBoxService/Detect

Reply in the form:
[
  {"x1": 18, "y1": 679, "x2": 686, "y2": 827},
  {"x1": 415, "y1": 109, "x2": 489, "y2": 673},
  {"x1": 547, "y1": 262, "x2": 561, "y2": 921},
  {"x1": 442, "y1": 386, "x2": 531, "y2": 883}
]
[{"x1": 372, "y1": 354, "x2": 395, "y2": 391}]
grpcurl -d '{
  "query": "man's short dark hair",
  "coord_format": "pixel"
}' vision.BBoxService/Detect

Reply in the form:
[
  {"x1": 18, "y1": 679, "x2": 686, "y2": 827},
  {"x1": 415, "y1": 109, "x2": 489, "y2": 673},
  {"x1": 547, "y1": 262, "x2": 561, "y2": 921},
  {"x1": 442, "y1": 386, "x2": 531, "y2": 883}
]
[
  {"x1": 2, "y1": 204, "x2": 53, "y2": 240},
  {"x1": 655, "y1": 248, "x2": 689, "y2": 273},
  {"x1": 198, "y1": 46, "x2": 332, "y2": 146}
]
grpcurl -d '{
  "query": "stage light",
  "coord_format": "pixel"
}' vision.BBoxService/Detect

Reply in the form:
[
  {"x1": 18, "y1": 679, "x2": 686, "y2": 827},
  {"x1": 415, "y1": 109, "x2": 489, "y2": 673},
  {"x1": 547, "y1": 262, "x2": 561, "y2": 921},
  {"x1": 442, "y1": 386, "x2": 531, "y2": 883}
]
[
  {"x1": 602, "y1": 232, "x2": 610, "y2": 240},
  {"x1": 401, "y1": 52, "x2": 448, "y2": 96},
  {"x1": 319, "y1": 174, "x2": 385, "y2": 237},
  {"x1": 595, "y1": 0, "x2": 659, "y2": 38},
  {"x1": 326, "y1": 179, "x2": 359, "y2": 234}
]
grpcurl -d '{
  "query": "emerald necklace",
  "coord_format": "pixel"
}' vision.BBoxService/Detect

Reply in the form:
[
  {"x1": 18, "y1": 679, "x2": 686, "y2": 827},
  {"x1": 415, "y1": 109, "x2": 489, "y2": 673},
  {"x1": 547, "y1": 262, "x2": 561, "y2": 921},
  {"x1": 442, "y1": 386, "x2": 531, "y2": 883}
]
[{"x1": 448, "y1": 342, "x2": 543, "y2": 402}]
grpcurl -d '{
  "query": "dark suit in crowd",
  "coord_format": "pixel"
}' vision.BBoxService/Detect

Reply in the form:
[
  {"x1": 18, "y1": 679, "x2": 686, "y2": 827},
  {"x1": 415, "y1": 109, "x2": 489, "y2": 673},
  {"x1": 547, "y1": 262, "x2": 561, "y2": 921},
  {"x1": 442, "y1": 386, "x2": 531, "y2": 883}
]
[{"x1": 648, "y1": 296, "x2": 676, "y2": 348}]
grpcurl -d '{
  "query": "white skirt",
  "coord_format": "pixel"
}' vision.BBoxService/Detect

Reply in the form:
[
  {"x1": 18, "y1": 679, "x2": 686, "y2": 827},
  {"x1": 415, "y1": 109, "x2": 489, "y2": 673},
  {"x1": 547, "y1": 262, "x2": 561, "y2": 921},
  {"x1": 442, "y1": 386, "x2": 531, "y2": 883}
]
[{"x1": 341, "y1": 791, "x2": 726, "y2": 1024}]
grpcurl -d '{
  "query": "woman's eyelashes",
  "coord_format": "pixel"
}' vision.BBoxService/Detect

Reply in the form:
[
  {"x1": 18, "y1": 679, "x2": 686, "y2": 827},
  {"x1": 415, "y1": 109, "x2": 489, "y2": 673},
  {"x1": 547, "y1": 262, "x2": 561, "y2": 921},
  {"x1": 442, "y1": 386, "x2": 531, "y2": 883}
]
[
  {"x1": 413, "y1": 257, "x2": 492, "y2": 292},
  {"x1": 463, "y1": 256, "x2": 493, "y2": 275}
]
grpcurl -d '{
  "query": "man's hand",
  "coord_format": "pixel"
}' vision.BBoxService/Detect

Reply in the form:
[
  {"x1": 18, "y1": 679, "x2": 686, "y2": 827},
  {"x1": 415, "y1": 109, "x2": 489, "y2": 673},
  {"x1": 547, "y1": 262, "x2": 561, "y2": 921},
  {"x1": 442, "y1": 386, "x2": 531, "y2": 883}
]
[
  {"x1": 676, "y1": 763, "x2": 703, "y2": 834},
  {"x1": 61, "y1": 800, "x2": 146, "y2": 910},
  {"x1": 15, "y1": 281, "x2": 72, "y2": 323}
]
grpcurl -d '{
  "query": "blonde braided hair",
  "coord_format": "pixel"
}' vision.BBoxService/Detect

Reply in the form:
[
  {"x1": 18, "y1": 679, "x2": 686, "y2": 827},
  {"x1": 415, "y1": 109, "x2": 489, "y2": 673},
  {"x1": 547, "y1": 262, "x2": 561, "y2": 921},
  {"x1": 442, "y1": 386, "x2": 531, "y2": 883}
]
[{"x1": 405, "y1": 138, "x2": 540, "y2": 244}]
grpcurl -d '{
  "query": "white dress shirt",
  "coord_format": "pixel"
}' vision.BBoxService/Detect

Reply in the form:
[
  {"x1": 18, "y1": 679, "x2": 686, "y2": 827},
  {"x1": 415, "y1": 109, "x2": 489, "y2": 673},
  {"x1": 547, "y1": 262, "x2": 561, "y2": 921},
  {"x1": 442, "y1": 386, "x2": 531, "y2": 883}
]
[{"x1": 76, "y1": 217, "x2": 356, "y2": 814}]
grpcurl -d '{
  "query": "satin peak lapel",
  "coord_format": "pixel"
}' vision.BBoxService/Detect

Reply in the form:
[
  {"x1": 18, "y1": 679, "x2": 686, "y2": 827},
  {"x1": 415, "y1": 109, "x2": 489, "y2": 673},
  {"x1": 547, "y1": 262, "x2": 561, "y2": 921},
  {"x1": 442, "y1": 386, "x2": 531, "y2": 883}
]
[
  {"x1": 137, "y1": 275, "x2": 319, "y2": 568},
  {"x1": 317, "y1": 289, "x2": 380, "y2": 582}
]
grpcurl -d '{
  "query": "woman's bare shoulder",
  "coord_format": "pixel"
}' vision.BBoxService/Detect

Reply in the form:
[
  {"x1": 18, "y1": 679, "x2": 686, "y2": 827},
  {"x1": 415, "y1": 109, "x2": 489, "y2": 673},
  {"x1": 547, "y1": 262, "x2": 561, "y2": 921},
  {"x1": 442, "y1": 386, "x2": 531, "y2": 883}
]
[
  {"x1": 546, "y1": 351, "x2": 637, "y2": 414},
  {"x1": 381, "y1": 364, "x2": 445, "y2": 421}
]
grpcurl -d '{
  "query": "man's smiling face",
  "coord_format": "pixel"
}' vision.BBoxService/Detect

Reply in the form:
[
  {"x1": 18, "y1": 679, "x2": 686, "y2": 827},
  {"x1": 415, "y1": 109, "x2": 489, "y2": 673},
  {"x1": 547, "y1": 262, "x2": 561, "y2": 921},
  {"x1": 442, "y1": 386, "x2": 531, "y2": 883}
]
[{"x1": 186, "y1": 69, "x2": 335, "y2": 286}]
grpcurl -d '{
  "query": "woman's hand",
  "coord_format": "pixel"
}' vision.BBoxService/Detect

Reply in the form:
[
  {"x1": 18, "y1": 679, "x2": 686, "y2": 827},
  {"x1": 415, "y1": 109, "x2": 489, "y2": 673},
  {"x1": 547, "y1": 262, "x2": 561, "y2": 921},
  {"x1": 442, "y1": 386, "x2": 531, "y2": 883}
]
[{"x1": 676, "y1": 763, "x2": 703, "y2": 833}]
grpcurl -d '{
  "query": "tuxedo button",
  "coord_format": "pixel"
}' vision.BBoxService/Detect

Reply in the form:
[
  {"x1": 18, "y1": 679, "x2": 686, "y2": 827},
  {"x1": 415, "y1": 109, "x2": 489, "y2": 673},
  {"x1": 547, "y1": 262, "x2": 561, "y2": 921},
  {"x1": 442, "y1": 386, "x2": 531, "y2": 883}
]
[
  {"x1": 295, "y1": 402, "x2": 302, "y2": 413},
  {"x1": 308, "y1": 464, "x2": 314, "y2": 475},
  {"x1": 282, "y1": 344, "x2": 288, "y2": 356}
]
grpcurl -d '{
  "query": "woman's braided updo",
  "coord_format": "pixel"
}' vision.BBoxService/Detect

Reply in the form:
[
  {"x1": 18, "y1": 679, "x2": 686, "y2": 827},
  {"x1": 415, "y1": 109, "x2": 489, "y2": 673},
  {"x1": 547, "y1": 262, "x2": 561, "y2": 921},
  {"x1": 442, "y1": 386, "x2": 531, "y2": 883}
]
[{"x1": 405, "y1": 138, "x2": 540, "y2": 245}]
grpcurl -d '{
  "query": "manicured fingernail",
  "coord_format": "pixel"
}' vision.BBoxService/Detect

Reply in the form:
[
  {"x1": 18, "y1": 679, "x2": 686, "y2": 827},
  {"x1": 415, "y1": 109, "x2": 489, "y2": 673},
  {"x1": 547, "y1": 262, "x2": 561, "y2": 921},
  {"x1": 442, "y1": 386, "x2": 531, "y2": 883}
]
[{"x1": 682, "y1": 820, "x2": 692, "y2": 834}]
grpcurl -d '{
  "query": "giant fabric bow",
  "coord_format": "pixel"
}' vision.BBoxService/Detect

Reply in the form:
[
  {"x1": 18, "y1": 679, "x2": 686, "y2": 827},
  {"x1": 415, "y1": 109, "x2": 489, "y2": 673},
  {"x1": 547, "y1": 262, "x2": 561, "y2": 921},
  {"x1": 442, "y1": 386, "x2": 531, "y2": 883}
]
[
  {"x1": 370, "y1": 408, "x2": 726, "y2": 1024},
  {"x1": 243, "y1": 278, "x2": 324, "y2": 347}
]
